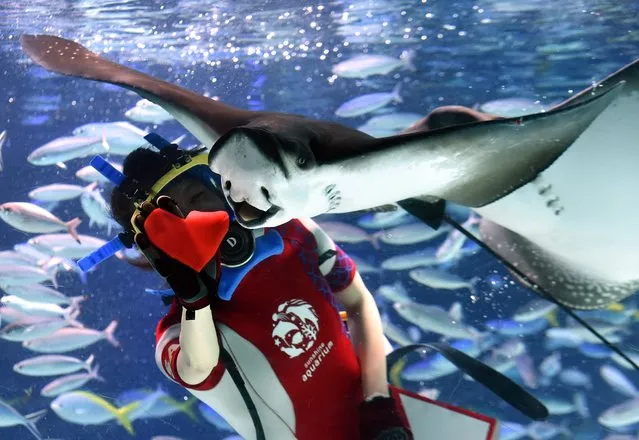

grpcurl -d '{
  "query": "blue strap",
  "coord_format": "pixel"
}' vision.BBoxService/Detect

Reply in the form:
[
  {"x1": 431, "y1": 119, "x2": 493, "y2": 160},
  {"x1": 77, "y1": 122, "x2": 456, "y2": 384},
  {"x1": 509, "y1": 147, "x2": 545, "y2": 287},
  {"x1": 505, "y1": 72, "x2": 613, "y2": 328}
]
[
  {"x1": 77, "y1": 236, "x2": 127, "y2": 272},
  {"x1": 90, "y1": 156, "x2": 125, "y2": 186},
  {"x1": 218, "y1": 229, "x2": 284, "y2": 301},
  {"x1": 144, "y1": 132, "x2": 172, "y2": 150}
]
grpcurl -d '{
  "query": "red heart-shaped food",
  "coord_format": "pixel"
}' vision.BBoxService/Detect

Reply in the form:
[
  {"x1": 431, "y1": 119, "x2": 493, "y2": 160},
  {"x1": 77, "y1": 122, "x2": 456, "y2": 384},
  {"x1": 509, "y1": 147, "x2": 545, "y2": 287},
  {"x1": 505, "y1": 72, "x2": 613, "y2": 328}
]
[{"x1": 145, "y1": 209, "x2": 230, "y2": 272}]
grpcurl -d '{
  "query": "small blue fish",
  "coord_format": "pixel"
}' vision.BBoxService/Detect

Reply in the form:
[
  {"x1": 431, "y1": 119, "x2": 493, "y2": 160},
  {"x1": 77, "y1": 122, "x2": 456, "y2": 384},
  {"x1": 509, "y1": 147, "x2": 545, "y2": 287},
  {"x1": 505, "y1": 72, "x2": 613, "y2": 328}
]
[
  {"x1": 116, "y1": 389, "x2": 198, "y2": 421},
  {"x1": 50, "y1": 391, "x2": 139, "y2": 434},
  {"x1": 22, "y1": 115, "x2": 50, "y2": 126},
  {"x1": 357, "y1": 209, "x2": 411, "y2": 230},
  {"x1": 0, "y1": 399, "x2": 46, "y2": 439},
  {"x1": 486, "y1": 318, "x2": 548, "y2": 336}
]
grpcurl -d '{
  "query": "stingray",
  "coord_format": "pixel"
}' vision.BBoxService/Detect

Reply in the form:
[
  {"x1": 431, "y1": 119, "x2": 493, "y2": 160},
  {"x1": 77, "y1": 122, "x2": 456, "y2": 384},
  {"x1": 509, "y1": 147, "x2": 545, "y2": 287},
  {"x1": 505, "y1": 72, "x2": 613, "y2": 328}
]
[
  {"x1": 397, "y1": 60, "x2": 639, "y2": 310},
  {"x1": 20, "y1": 35, "x2": 633, "y2": 310}
]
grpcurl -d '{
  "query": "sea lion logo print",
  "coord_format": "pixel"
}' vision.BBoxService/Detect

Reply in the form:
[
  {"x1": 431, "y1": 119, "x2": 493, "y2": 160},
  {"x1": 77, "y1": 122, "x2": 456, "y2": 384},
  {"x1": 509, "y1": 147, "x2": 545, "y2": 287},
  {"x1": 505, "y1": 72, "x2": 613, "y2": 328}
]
[{"x1": 272, "y1": 299, "x2": 320, "y2": 358}]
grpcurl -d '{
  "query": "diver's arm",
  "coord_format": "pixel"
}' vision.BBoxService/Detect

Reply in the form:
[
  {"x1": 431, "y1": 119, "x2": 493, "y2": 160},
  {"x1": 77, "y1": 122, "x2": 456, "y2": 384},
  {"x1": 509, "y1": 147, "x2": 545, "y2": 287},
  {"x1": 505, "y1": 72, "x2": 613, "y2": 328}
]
[
  {"x1": 335, "y1": 272, "x2": 390, "y2": 400},
  {"x1": 176, "y1": 305, "x2": 220, "y2": 385},
  {"x1": 298, "y1": 217, "x2": 389, "y2": 400}
]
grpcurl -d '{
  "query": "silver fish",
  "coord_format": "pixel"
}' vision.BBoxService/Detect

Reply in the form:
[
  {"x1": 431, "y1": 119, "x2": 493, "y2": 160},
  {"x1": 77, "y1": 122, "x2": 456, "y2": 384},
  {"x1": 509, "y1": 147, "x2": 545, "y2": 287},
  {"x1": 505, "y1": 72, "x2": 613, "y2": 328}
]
[
  {"x1": 27, "y1": 135, "x2": 107, "y2": 167},
  {"x1": 0, "y1": 264, "x2": 55, "y2": 288},
  {"x1": 382, "y1": 317, "x2": 413, "y2": 347},
  {"x1": 526, "y1": 421, "x2": 572, "y2": 439},
  {"x1": 316, "y1": 221, "x2": 379, "y2": 248},
  {"x1": 0, "y1": 399, "x2": 45, "y2": 439},
  {"x1": 0, "y1": 314, "x2": 81, "y2": 342},
  {"x1": 380, "y1": 249, "x2": 439, "y2": 271},
  {"x1": 600, "y1": 365, "x2": 639, "y2": 398},
  {"x1": 0, "y1": 250, "x2": 41, "y2": 266},
  {"x1": 335, "y1": 83, "x2": 402, "y2": 118},
  {"x1": 435, "y1": 214, "x2": 480, "y2": 264},
  {"x1": 124, "y1": 99, "x2": 173, "y2": 124},
  {"x1": 28, "y1": 183, "x2": 93, "y2": 202},
  {"x1": 23, "y1": 320, "x2": 119, "y2": 353},
  {"x1": 332, "y1": 51, "x2": 415, "y2": 78},
  {"x1": 75, "y1": 162, "x2": 122, "y2": 183},
  {"x1": 478, "y1": 97, "x2": 548, "y2": 117},
  {"x1": 0, "y1": 202, "x2": 81, "y2": 242},
  {"x1": 599, "y1": 397, "x2": 639, "y2": 428},
  {"x1": 2, "y1": 284, "x2": 76, "y2": 305},
  {"x1": 0, "y1": 306, "x2": 30, "y2": 324},
  {"x1": 539, "y1": 352, "x2": 562, "y2": 378},
  {"x1": 356, "y1": 126, "x2": 400, "y2": 138},
  {"x1": 393, "y1": 301, "x2": 481, "y2": 340},
  {"x1": 14, "y1": 354, "x2": 95, "y2": 377},
  {"x1": 348, "y1": 255, "x2": 381, "y2": 274},
  {"x1": 513, "y1": 299, "x2": 558, "y2": 322},
  {"x1": 28, "y1": 234, "x2": 108, "y2": 259},
  {"x1": 41, "y1": 364, "x2": 104, "y2": 397},
  {"x1": 612, "y1": 351, "x2": 639, "y2": 370},
  {"x1": 72, "y1": 121, "x2": 147, "y2": 156},
  {"x1": 356, "y1": 208, "x2": 411, "y2": 230},
  {"x1": 546, "y1": 325, "x2": 622, "y2": 344},
  {"x1": 514, "y1": 353, "x2": 538, "y2": 389},
  {"x1": 374, "y1": 222, "x2": 450, "y2": 246},
  {"x1": 0, "y1": 295, "x2": 83, "y2": 320},
  {"x1": 359, "y1": 112, "x2": 423, "y2": 131},
  {"x1": 408, "y1": 268, "x2": 480, "y2": 294},
  {"x1": 13, "y1": 244, "x2": 51, "y2": 263},
  {"x1": 558, "y1": 368, "x2": 592, "y2": 389},
  {"x1": 80, "y1": 187, "x2": 119, "y2": 233},
  {"x1": 376, "y1": 281, "x2": 411, "y2": 303}
]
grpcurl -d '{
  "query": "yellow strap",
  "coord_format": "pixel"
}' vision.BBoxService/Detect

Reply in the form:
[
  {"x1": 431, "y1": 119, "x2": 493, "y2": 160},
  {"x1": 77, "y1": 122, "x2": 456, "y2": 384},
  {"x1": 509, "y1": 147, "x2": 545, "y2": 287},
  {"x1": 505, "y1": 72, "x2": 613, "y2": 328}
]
[{"x1": 129, "y1": 153, "x2": 209, "y2": 235}]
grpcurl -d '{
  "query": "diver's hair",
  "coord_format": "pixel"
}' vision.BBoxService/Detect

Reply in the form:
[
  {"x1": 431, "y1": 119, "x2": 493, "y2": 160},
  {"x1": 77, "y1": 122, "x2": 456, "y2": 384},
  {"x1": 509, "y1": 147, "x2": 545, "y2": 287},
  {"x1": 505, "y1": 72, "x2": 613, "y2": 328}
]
[{"x1": 109, "y1": 145, "x2": 208, "y2": 229}]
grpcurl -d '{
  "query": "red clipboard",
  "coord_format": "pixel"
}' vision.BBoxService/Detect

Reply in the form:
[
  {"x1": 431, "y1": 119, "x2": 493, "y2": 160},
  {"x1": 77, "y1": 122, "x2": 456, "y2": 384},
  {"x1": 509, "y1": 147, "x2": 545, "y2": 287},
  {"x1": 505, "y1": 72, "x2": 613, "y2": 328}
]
[{"x1": 390, "y1": 386, "x2": 500, "y2": 440}]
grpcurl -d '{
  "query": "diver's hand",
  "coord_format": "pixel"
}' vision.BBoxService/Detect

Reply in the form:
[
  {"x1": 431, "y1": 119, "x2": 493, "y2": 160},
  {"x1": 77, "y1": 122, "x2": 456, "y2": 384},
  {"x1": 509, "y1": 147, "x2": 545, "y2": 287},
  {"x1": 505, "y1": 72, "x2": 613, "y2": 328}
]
[
  {"x1": 360, "y1": 395, "x2": 413, "y2": 440},
  {"x1": 134, "y1": 196, "x2": 217, "y2": 310}
]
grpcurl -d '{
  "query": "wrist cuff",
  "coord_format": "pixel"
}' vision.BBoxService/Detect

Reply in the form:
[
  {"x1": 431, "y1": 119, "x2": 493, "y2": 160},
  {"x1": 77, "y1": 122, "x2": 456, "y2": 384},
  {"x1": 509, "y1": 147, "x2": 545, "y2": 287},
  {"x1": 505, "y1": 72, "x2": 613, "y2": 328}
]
[{"x1": 179, "y1": 291, "x2": 211, "y2": 311}]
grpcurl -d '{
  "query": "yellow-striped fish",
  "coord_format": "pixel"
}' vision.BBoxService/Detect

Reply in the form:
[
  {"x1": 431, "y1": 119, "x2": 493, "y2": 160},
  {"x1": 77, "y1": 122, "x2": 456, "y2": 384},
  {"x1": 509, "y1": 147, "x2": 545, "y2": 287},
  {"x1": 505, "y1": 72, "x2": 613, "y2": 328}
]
[{"x1": 50, "y1": 390, "x2": 140, "y2": 435}]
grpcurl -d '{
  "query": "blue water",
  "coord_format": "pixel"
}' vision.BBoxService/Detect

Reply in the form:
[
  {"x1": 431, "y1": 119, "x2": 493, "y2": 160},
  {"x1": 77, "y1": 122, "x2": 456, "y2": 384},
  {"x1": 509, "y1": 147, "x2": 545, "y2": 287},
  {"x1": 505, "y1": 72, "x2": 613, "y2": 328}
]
[{"x1": 0, "y1": 0, "x2": 638, "y2": 439}]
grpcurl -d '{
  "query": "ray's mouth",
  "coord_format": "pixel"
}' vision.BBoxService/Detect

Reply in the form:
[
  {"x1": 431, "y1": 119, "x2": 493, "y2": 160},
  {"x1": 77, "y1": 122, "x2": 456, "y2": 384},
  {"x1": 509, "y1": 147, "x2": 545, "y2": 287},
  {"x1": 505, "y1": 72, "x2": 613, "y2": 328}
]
[{"x1": 232, "y1": 200, "x2": 281, "y2": 227}]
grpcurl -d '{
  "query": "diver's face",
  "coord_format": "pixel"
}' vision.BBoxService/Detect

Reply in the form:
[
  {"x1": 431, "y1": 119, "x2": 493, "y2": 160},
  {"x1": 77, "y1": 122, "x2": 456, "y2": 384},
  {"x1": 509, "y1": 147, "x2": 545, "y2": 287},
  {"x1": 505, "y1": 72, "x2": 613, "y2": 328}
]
[{"x1": 160, "y1": 175, "x2": 227, "y2": 215}]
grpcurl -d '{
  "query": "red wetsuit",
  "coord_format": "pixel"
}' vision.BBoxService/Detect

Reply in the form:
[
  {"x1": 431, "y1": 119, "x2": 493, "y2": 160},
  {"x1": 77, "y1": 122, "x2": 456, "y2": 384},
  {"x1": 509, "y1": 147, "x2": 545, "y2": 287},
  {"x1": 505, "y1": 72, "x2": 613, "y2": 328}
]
[{"x1": 155, "y1": 219, "x2": 362, "y2": 440}]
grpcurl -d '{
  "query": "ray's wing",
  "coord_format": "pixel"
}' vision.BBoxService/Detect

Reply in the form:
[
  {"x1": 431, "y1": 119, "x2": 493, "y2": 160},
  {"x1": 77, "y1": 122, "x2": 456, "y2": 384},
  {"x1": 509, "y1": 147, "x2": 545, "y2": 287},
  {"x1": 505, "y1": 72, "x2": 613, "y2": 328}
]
[
  {"x1": 336, "y1": 81, "x2": 624, "y2": 208},
  {"x1": 553, "y1": 58, "x2": 639, "y2": 109},
  {"x1": 20, "y1": 34, "x2": 259, "y2": 146},
  {"x1": 479, "y1": 218, "x2": 639, "y2": 309}
]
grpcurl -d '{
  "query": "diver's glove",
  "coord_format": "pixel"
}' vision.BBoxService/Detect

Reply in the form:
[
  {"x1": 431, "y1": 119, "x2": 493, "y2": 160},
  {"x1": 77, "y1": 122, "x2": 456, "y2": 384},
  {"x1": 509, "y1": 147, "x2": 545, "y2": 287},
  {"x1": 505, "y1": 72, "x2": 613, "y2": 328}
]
[
  {"x1": 133, "y1": 196, "x2": 218, "y2": 311},
  {"x1": 359, "y1": 395, "x2": 413, "y2": 440}
]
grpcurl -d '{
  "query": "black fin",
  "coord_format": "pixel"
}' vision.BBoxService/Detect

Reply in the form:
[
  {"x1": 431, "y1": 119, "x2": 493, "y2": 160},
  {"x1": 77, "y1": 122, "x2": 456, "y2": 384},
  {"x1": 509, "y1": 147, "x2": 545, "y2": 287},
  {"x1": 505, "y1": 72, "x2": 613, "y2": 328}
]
[
  {"x1": 387, "y1": 343, "x2": 549, "y2": 421},
  {"x1": 396, "y1": 198, "x2": 446, "y2": 230}
]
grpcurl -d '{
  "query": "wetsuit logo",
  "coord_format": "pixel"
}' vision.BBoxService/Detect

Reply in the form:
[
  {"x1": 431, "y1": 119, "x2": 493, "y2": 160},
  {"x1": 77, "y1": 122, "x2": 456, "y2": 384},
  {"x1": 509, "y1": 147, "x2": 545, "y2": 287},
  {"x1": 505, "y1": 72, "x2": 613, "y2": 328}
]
[{"x1": 272, "y1": 299, "x2": 320, "y2": 358}]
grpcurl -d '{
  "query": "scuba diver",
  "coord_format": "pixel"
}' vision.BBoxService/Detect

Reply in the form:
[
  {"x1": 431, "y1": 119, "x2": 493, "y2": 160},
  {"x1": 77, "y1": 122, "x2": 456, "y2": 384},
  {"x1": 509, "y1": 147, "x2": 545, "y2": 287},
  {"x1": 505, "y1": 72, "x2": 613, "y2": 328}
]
[{"x1": 80, "y1": 133, "x2": 413, "y2": 440}]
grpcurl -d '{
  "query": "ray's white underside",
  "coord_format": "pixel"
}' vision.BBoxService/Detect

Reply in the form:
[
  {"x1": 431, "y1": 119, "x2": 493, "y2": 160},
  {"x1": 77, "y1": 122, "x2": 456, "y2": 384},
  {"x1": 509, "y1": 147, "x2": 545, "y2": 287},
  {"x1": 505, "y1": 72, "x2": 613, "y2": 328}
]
[{"x1": 475, "y1": 90, "x2": 639, "y2": 286}]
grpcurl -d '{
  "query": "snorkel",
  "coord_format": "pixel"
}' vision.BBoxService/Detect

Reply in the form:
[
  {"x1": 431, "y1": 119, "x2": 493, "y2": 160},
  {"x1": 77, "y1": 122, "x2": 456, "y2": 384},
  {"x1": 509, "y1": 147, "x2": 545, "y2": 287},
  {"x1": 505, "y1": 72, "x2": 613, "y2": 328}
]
[{"x1": 77, "y1": 133, "x2": 232, "y2": 275}]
